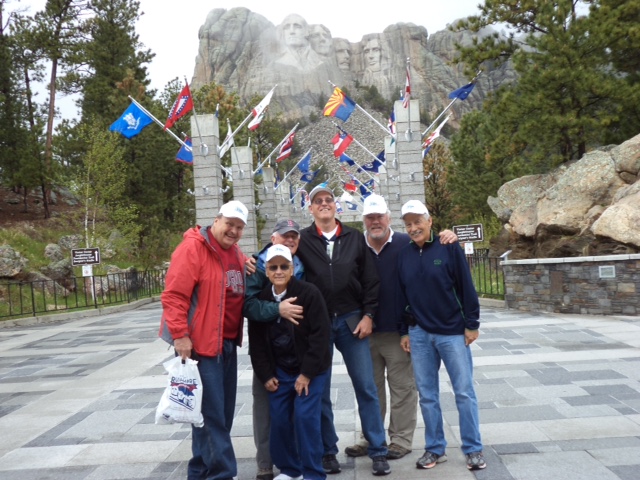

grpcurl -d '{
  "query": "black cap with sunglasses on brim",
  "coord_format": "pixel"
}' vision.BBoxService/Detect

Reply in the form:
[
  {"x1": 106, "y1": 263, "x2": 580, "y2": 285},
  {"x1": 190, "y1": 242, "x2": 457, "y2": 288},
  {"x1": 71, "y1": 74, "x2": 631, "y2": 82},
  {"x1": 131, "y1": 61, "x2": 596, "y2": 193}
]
[{"x1": 272, "y1": 219, "x2": 300, "y2": 235}]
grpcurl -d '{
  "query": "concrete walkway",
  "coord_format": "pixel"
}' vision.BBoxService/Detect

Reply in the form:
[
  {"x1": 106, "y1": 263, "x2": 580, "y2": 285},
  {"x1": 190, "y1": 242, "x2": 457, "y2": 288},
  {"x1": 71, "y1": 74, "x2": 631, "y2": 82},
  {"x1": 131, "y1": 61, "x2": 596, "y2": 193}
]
[{"x1": 1, "y1": 301, "x2": 639, "y2": 480}]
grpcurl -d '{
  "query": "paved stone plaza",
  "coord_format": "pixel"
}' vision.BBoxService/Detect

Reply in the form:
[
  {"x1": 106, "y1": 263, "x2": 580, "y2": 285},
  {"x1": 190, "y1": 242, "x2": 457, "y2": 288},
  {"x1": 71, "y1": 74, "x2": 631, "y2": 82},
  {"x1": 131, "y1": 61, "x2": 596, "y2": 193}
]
[{"x1": 1, "y1": 301, "x2": 640, "y2": 480}]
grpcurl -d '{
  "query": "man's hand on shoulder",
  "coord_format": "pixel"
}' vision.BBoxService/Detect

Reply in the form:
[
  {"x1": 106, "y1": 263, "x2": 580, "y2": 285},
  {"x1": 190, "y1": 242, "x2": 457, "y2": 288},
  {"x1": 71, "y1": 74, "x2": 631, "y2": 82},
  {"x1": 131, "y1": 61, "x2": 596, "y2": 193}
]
[
  {"x1": 279, "y1": 297, "x2": 302, "y2": 325},
  {"x1": 439, "y1": 229, "x2": 458, "y2": 245},
  {"x1": 245, "y1": 256, "x2": 257, "y2": 275}
]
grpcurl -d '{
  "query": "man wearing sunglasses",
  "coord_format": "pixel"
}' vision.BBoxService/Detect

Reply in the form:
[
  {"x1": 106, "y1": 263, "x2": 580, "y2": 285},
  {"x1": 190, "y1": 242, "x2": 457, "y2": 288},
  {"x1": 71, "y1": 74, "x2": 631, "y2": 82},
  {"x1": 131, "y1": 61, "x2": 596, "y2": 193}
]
[
  {"x1": 244, "y1": 219, "x2": 306, "y2": 480},
  {"x1": 296, "y1": 185, "x2": 390, "y2": 476}
]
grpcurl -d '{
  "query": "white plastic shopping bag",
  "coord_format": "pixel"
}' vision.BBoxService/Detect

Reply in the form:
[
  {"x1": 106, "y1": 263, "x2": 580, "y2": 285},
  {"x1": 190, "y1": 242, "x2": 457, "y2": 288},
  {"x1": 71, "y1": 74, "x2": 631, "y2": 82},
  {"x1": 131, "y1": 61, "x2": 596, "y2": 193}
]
[{"x1": 155, "y1": 356, "x2": 204, "y2": 427}]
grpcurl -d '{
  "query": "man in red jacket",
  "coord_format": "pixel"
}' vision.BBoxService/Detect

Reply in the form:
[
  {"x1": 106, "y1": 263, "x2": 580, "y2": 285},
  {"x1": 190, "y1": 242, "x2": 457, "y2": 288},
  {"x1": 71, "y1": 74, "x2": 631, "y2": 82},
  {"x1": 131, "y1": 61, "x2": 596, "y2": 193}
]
[{"x1": 160, "y1": 200, "x2": 249, "y2": 480}]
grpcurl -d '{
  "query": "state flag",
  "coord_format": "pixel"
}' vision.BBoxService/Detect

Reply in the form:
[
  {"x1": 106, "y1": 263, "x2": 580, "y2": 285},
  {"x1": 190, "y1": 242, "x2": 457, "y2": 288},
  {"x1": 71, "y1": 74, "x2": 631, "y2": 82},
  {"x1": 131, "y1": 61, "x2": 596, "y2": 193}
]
[
  {"x1": 109, "y1": 102, "x2": 153, "y2": 138},
  {"x1": 323, "y1": 87, "x2": 356, "y2": 122},
  {"x1": 448, "y1": 82, "x2": 476, "y2": 100},
  {"x1": 252, "y1": 86, "x2": 276, "y2": 118},
  {"x1": 165, "y1": 84, "x2": 194, "y2": 129},
  {"x1": 176, "y1": 137, "x2": 193, "y2": 164},
  {"x1": 276, "y1": 132, "x2": 295, "y2": 163},
  {"x1": 331, "y1": 132, "x2": 353, "y2": 157},
  {"x1": 402, "y1": 64, "x2": 411, "y2": 108}
]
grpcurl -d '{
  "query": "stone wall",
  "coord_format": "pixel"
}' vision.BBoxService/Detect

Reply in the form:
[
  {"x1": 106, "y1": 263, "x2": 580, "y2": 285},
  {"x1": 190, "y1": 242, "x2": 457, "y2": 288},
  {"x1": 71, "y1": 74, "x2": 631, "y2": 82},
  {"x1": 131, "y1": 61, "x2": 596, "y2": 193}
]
[{"x1": 502, "y1": 255, "x2": 640, "y2": 315}]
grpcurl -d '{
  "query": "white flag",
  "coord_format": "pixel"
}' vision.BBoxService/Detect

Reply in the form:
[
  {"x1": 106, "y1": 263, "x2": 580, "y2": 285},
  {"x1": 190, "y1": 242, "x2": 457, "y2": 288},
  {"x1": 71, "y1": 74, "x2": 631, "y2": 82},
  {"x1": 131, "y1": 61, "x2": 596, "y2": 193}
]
[
  {"x1": 252, "y1": 86, "x2": 276, "y2": 118},
  {"x1": 218, "y1": 121, "x2": 234, "y2": 158}
]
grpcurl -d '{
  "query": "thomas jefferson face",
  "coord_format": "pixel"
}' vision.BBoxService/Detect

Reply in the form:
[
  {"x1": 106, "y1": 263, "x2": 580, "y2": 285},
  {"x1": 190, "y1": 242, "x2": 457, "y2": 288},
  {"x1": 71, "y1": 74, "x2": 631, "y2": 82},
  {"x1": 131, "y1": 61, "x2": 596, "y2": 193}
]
[
  {"x1": 281, "y1": 14, "x2": 308, "y2": 48},
  {"x1": 309, "y1": 25, "x2": 332, "y2": 56},
  {"x1": 363, "y1": 38, "x2": 382, "y2": 71}
]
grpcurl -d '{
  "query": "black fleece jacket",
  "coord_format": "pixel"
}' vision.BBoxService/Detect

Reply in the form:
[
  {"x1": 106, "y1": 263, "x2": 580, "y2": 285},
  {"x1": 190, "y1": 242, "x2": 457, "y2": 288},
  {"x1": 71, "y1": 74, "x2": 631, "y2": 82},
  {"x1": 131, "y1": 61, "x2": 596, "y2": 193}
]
[{"x1": 297, "y1": 221, "x2": 380, "y2": 318}]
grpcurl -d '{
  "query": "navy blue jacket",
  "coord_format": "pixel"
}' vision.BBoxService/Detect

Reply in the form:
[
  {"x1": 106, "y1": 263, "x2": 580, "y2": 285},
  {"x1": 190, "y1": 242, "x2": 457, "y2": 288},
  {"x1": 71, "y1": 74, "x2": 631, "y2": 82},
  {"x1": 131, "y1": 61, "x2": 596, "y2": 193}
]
[
  {"x1": 397, "y1": 231, "x2": 480, "y2": 335},
  {"x1": 365, "y1": 230, "x2": 410, "y2": 333}
]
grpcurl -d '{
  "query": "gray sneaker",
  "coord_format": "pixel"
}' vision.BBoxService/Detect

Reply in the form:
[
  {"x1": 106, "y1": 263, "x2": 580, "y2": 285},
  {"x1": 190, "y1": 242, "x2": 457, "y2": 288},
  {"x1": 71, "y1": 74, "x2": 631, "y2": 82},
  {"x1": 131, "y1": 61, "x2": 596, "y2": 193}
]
[
  {"x1": 371, "y1": 456, "x2": 391, "y2": 476},
  {"x1": 466, "y1": 451, "x2": 486, "y2": 470},
  {"x1": 416, "y1": 451, "x2": 447, "y2": 469}
]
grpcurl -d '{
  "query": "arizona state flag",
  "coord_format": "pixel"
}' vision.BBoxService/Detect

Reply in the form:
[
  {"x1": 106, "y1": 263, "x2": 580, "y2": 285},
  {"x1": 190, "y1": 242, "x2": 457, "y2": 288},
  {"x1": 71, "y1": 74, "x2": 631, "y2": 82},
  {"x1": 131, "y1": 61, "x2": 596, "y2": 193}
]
[
  {"x1": 323, "y1": 87, "x2": 356, "y2": 122},
  {"x1": 165, "y1": 84, "x2": 194, "y2": 129}
]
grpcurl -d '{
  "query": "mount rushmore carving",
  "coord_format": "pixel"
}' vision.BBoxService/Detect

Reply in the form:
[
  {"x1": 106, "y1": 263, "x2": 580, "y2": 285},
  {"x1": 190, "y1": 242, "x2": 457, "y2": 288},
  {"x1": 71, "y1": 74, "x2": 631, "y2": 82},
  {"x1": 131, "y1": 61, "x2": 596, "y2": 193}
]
[{"x1": 191, "y1": 8, "x2": 516, "y2": 121}]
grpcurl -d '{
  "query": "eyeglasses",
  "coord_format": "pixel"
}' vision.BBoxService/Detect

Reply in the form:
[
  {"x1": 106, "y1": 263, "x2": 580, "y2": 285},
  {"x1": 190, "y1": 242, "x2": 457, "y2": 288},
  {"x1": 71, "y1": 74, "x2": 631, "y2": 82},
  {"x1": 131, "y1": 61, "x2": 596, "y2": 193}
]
[
  {"x1": 313, "y1": 197, "x2": 334, "y2": 205},
  {"x1": 268, "y1": 264, "x2": 291, "y2": 272}
]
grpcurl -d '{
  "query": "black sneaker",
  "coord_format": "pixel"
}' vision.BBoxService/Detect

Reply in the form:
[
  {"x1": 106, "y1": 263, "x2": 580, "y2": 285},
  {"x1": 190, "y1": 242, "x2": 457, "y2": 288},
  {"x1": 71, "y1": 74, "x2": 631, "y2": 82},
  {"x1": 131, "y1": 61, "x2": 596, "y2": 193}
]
[
  {"x1": 416, "y1": 451, "x2": 447, "y2": 469},
  {"x1": 466, "y1": 451, "x2": 486, "y2": 470},
  {"x1": 322, "y1": 454, "x2": 341, "y2": 474},
  {"x1": 371, "y1": 456, "x2": 391, "y2": 476}
]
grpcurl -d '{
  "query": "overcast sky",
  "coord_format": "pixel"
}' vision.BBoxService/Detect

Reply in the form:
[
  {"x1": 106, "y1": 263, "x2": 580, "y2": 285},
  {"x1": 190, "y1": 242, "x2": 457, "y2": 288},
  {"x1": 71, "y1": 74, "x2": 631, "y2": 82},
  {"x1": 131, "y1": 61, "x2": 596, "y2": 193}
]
[{"x1": 12, "y1": 0, "x2": 482, "y2": 118}]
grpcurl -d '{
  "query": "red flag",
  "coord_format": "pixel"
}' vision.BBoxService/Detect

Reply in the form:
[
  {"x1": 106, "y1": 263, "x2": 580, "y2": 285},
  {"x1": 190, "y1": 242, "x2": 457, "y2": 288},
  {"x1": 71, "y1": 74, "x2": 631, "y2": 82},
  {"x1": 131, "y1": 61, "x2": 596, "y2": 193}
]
[
  {"x1": 252, "y1": 87, "x2": 275, "y2": 118},
  {"x1": 248, "y1": 107, "x2": 267, "y2": 131},
  {"x1": 165, "y1": 84, "x2": 194, "y2": 129},
  {"x1": 344, "y1": 180, "x2": 357, "y2": 192},
  {"x1": 331, "y1": 132, "x2": 353, "y2": 157},
  {"x1": 402, "y1": 64, "x2": 411, "y2": 108},
  {"x1": 276, "y1": 132, "x2": 295, "y2": 163}
]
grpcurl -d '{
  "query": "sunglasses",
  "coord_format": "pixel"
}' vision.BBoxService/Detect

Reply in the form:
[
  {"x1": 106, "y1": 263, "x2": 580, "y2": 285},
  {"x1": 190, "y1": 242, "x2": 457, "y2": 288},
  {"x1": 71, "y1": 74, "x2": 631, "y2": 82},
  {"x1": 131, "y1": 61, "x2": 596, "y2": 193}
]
[
  {"x1": 313, "y1": 197, "x2": 334, "y2": 205},
  {"x1": 268, "y1": 264, "x2": 291, "y2": 272}
]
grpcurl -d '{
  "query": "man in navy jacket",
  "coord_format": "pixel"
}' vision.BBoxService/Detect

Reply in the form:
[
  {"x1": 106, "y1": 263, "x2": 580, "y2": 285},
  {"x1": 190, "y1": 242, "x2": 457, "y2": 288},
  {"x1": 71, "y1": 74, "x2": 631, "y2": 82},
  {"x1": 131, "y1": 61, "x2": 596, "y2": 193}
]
[{"x1": 397, "y1": 200, "x2": 486, "y2": 472}]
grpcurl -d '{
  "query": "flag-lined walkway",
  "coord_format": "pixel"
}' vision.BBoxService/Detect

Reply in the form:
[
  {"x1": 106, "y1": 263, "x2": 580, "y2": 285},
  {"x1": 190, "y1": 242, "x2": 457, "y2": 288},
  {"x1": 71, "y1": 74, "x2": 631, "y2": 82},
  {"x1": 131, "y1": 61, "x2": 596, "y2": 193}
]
[{"x1": 1, "y1": 300, "x2": 639, "y2": 480}]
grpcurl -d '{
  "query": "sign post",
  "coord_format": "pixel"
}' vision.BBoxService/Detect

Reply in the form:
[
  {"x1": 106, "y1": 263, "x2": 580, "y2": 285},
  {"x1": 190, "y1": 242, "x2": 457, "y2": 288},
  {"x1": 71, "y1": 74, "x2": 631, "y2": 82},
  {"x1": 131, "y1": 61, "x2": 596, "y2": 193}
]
[{"x1": 71, "y1": 248, "x2": 101, "y2": 306}]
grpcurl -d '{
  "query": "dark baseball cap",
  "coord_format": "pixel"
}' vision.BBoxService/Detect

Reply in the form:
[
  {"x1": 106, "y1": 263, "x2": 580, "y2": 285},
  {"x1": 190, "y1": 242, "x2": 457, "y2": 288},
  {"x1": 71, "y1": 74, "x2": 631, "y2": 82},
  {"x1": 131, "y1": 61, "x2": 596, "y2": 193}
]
[{"x1": 272, "y1": 218, "x2": 300, "y2": 235}]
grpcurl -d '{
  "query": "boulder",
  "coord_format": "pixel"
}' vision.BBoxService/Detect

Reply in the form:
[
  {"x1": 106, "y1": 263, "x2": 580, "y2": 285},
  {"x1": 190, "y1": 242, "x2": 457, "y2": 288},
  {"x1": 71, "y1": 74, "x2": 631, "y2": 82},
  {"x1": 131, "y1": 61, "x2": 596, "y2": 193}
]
[
  {"x1": 0, "y1": 245, "x2": 28, "y2": 278},
  {"x1": 58, "y1": 234, "x2": 83, "y2": 251},
  {"x1": 489, "y1": 132, "x2": 640, "y2": 257},
  {"x1": 44, "y1": 243, "x2": 64, "y2": 262}
]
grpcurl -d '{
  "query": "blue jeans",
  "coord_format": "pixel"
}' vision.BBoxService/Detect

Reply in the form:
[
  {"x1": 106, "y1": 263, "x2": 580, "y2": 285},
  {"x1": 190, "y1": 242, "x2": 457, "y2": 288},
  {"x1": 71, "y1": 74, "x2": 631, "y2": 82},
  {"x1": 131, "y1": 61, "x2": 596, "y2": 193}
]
[
  {"x1": 409, "y1": 326, "x2": 483, "y2": 455},
  {"x1": 270, "y1": 368, "x2": 328, "y2": 480},
  {"x1": 321, "y1": 311, "x2": 388, "y2": 458},
  {"x1": 188, "y1": 340, "x2": 238, "y2": 480}
]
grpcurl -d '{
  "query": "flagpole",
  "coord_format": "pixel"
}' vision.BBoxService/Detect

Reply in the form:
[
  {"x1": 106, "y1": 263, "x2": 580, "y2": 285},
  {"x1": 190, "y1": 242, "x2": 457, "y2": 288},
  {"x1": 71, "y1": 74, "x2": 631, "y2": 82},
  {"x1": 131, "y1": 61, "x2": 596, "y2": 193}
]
[
  {"x1": 274, "y1": 148, "x2": 313, "y2": 192},
  {"x1": 405, "y1": 58, "x2": 412, "y2": 140},
  {"x1": 328, "y1": 80, "x2": 389, "y2": 136},
  {"x1": 421, "y1": 70, "x2": 482, "y2": 137},
  {"x1": 128, "y1": 96, "x2": 188, "y2": 148},
  {"x1": 218, "y1": 85, "x2": 277, "y2": 154},
  {"x1": 252, "y1": 123, "x2": 299, "y2": 175}
]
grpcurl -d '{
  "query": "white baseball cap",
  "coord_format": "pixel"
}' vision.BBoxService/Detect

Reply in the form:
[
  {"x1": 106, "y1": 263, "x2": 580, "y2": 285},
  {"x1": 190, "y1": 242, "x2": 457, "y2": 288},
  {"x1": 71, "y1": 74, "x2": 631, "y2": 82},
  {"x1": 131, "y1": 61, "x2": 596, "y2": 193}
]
[
  {"x1": 401, "y1": 200, "x2": 430, "y2": 218},
  {"x1": 265, "y1": 244, "x2": 293, "y2": 263},
  {"x1": 218, "y1": 200, "x2": 248, "y2": 224},
  {"x1": 362, "y1": 194, "x2": 388, "y2": 216},
  {"x1": 309, "y1": 184, "x2": 334, "y2": 203}
]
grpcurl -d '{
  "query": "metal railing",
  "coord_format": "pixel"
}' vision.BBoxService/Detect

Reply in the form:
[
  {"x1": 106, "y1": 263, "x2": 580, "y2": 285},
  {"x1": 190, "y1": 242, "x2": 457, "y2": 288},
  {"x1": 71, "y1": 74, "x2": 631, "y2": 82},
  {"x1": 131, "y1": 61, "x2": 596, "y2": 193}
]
[
  {"x1": 0, "y1": 269, "x2": 167, "y2": 320},
  {"x1": 465, "y1": 251, "x2": 505, "y2": 299}
]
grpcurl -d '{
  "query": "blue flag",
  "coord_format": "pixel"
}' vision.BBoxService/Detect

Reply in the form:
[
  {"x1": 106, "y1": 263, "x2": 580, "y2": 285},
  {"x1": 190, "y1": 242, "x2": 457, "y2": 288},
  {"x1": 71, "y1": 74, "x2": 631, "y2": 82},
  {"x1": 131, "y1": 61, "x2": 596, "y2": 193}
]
[
  {"x1": 300, "y1": 170, "x2": 319, "y2": 183},
  {"x1": 376, "y1": 150, "x2": 386, "y2": 163},
  {"x1": 360, "y1": 179, "x2": 374, "y2": 198},
  {"x1": 297, "y1": 152, "x2": 312, "y2": 173},
  {"x1": 346, "y1": 201, "x2": 359, "y2": 211},
  {"x1": 448, "y1": 82, "x2": 476, "y2": 100},
  {"x1": 109, "y1": 102, "x2": 153, "y2": 138},
  {"x1": 176, "y1": 138, "x2": 193, "y2": 164},
  {"x1": 358, "y1": 159, "x2": 381, "y2": 173},
  {"x1": 339, "y1": 153, "x2": 355, "y2": 166}
]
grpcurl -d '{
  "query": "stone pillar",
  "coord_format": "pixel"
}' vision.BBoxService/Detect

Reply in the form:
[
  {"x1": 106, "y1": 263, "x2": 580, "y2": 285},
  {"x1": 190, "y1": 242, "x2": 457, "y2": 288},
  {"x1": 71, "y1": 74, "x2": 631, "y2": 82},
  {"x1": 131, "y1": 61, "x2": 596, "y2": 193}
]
[
  {"x1": 191, "y1": 115, "x2": 222, "y2": 227},
  {"x1": 390, "y1": 99, "x2": 425, "y2": 232},
  {"x1": 259, "y1": 167, "x2": 277, "y2": 247},
  {"x1": 229, "y1": 146, "x2": 258, "y2": 255}
]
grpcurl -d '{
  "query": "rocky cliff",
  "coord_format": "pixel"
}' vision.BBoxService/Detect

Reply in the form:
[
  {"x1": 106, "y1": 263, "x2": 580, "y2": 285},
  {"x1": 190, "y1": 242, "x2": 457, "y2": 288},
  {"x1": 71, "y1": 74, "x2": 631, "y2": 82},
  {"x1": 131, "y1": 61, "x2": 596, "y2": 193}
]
[
  {"x1": 191, "y1": 8, "x2": 515, "y2": 123},
  {"x1": 488, "y1": 133, "x2": 640, "y2": 258}
]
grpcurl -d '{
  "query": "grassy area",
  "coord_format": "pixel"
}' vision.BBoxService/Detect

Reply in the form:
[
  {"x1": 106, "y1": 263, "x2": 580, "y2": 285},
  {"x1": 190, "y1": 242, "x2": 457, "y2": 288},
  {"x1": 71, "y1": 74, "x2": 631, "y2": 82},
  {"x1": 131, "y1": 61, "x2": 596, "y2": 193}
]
[{"x1": 468, "y1": 257, "x2": 505, "y2": 298}]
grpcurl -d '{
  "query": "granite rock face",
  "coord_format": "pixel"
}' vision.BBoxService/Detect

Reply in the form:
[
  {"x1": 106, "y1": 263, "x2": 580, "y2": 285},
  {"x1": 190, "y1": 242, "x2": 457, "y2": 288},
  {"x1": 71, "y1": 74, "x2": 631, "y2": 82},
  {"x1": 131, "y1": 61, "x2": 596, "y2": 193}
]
[
  {"x1": 192, "y1": 8, "x2": 514, "y2": 122},
  {"x1": 488, "y1": 133, "x2": 640, "y2": 258}
]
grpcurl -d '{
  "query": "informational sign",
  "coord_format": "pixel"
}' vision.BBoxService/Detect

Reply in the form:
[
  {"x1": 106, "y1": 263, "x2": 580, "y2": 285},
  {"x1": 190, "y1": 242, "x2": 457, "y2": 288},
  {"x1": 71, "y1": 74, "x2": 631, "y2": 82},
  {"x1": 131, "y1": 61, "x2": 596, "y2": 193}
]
[
  {"x1": 453, "y1": 224, "x2": 484, "y2": 243},
  {"x1": 464, "y1": 242, "x2": 474, "y2": 255},
  {"x1": 71, "y1": 248, "x2": 101, "y2": 266},
  {"x1": 82, "y1": 265, "x2": 93, "y2": 277}
]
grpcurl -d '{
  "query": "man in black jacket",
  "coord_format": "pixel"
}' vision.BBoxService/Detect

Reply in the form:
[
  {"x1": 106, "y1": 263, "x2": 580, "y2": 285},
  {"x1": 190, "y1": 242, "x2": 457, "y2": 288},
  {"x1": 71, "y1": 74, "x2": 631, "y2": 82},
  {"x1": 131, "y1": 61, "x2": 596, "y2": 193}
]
[{"x1": 296, "y1": 184, "x2": 390, "y2": 477}]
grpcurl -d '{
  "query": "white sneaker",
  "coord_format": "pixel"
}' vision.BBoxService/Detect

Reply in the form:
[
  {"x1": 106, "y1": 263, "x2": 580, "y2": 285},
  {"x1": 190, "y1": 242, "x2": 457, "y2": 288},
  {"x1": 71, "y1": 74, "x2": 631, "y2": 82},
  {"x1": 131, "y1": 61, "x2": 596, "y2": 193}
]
[{"x1": 274, "y1": 474, "x2": 302, "y2": 480}]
